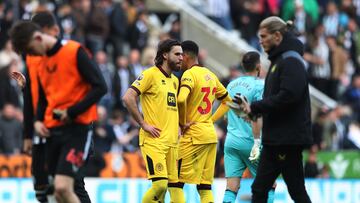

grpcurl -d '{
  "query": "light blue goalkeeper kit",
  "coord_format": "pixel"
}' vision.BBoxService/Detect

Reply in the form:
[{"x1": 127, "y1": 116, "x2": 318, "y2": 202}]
[
  {"x1": 226, "y1": 76, "x2": 263, "y2": 149},
  {"x1": 223, "y1": 76, "x2": 274, "y2": 203}
]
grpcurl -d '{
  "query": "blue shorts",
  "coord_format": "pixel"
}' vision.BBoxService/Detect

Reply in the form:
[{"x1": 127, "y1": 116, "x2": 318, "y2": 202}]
[{"x1": 224, "y1": 145, "x2": 258, "y2": 178}]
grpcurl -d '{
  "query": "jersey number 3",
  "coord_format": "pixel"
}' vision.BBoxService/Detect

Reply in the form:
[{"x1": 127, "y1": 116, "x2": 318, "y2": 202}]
[{"x1": 198, "y1": 87, "x2": 216, "y2": 114}]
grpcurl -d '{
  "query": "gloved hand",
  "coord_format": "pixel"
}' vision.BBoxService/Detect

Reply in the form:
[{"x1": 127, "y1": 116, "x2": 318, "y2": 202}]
[{"x1": 249, "y1": 138, "x2": 261, "y2": 162}]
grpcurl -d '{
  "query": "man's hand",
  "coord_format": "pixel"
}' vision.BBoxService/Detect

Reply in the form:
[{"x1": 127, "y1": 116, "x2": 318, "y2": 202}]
[
  {"x1": 226, "y1": 93, "x2": 251, "y2": 120},
  {"x1": 249, "y1": 138, "x2": 261, "y2": 162},
  {"x1": 34, "y1": 121, "x2": 50, "y2": 138},
  {"x1": 141, "y1": 122, "x2": 161, "y2": 138},
  {"x1": 233, "y1": 93, "x2": 251, "y2": 114},
  {"x1": 10, "y1": 71, "x2": 26, "y2": 89},
  {"x1": 53, "y1": 109, "x2": 71, "y2": 123},
  {"x1": 23, "y1": 138, "x2": 32, "y2": 155},
  {"x1": 180, "y1": 122, "x2": 195, "y2": 135}
]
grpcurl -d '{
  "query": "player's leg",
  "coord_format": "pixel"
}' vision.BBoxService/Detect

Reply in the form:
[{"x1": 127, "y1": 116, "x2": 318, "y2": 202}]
[
  {"x1": 167, "y1": 146, "x2": 185, "y2": 203},
  {"x1": 52, "y1": 124, "x2": 92, "y2": 203},
  {"x1": 54, "y1": 175, "x2": 79, "y2": 203},
  {"x1": 178, "y1": 140, "x2": 205, "y2": 184},
  {"x1": 73, "y1": 174, "x2": 91, "y2": 203},
  {"x1": 73, "y1": 135, "x2": 93, "y2": 203},
  {"x1": 32, "y1": 142, "x2": 50, "y2": 203},
  {"x1": 168, "y1": 182, "x2": 185, "y2": 203},
  {"x1": 246, "y1": 151, "x2": 275, "y2": 203},
  {"x1": 222, "y1": 146, "x2": 246, "y2": 203},
  {"x1": 140, "y1": 142, "x2": 169, "y2": 203},
  {"x1": 251, "y1": 146, "x2": 281, "y2": 203},
  {"x1": 198, "y1": 143, "x2": 217, "y2": 203},
  {"x1": 281, "y1": 147, "x2": 311, "y2": 203},
  {"x1": 44, "y1": 135, "x2": 62, "y2": 202}
]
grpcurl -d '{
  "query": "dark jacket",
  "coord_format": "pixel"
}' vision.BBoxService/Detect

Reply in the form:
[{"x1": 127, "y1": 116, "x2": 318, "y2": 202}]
[{"x1": 251, "y1": 33, "x2": 312, "y2": 146}]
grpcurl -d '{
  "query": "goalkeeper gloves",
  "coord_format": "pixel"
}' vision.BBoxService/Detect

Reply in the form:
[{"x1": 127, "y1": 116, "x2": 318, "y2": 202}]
[
  {"x1": 249, "y1": 138, "x2": 261, "y2": 163},
  {"x1": 226, "y1": 93, "x2": 248, "y2": 117}
]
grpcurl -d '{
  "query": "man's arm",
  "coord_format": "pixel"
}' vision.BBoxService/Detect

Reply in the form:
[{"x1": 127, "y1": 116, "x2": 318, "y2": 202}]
[
  {"x1": 35, "y1": 78, "x2": 49, "y2": 137},
  {"x1": 22, "y1": 68, "x2": 33, "y2": 154},
  {"x1": 122, "y1": 88, "x2": 145, "y2": 127},
  {"x1": 22, "y1": 68, "x2": 34, "y2": 140},
  {"x1": 211, "y1": 94, "x2": 231, "y2": 122},
  {"x1": 36, "y1": 77, "x2": 47, "y2": 122},
  {"x1": 177, "y1": 86, "x2": 191, "y2": 127},
  {"x1": 251, "y1": 58, "x2": 307, "y2": 115},
  {"x1": 122, "y1": 87, "x2": 160, "y2": 137},
  {"x1": 251, "y1": 117, "x2": 262, "y2": 140},
  {"x1": 66, "y1": 47, "x2": 107, "y2": 119}
]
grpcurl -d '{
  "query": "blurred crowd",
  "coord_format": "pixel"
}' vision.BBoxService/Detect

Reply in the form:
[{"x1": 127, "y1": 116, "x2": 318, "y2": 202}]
[{"x1": 0, "y1": 0, "x2": 359, "y2": 178}]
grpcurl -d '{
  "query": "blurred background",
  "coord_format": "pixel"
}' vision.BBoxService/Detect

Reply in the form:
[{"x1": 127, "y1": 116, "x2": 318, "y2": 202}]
[{"x1": 0, "y1": 0, "x2": 359, "y2": 202}]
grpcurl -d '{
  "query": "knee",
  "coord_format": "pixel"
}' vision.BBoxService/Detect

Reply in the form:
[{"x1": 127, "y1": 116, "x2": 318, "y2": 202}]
[{"x1": 54, "y1": 182, "x2": 72, "y2": 197}]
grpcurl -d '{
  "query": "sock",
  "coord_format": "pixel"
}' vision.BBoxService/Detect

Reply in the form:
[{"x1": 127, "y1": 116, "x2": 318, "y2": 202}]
[
  {"x1": 223, "y1": 189, "x2": 237, "y2": 203},
  {"x1": 197, "y1": 184, "x2": 214, "y2": 203},
  {"x1": 142, "y1": 179, "x2": 168, "y2": 203},
  {"x1": 35, "y1": 184, "x2": 51, "y2": 203},
  {"x1": 168, "y1": 183, "x2": 186, "y2": 203},
  {"x1": 267, "y1": 188, "x2": 275, "y2": 203},
  {"x1": 35, "y1": 189, "x2": 48, "y2": 203}
]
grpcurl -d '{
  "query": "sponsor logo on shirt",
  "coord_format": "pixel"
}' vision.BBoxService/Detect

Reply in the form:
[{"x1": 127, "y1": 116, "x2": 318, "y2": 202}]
[
  {"x1": 137, "y1": 74, "x2": 144, "y2": 80},
  {"x1": 182, "y1": 78, "x2": 192, "y2": 82},
  {"x1": 167, "y1": 92, "x2": 176, "y2": 107},
  {"x1": 46, "y1": 64, "x2": 57, "y2": 73}
]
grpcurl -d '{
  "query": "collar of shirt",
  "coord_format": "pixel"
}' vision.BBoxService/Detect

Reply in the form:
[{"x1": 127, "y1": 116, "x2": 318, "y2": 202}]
[{"x1": 46, "y1": 39, "x2": 63, "y2": 57}]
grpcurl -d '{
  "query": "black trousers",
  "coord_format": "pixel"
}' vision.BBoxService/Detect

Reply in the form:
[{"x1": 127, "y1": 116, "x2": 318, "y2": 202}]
[{"x1": 251, "y1": 145, "x2": 311, "y2": 203}]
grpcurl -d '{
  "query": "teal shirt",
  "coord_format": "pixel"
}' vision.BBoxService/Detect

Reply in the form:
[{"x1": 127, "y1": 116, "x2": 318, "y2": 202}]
[{"x1": 225, "y1": 76, "x2": 264, "y2": 149}]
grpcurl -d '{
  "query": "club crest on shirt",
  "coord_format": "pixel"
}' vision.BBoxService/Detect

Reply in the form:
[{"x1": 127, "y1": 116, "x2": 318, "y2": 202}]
[
  {"x1": 155, "y1": 163, "x2": 163, "y2": 172},
  {"x1": 161, "y1": 79, "x2": 166, "y2": 85},
  {"x1": 271, "y1": 65, "x2": 277, "y2": 73}
]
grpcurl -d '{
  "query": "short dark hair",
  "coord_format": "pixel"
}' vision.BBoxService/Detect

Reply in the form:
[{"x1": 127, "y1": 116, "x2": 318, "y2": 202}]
[
  {"x1": 154, "y1": 39, "x2": 181, "y2": 67},
  {"x1": 9, "y1": 20, "x2": 41, "y2": 53},
  {"x1": 242, "y1": 51, "x2": 260, "y2": 72},
  {"x1": 31, "y1": 11, "x2": 57, "y2": 28},
  {"x1": 181, "y1": 40, "x2": 199, "y2": 57}
]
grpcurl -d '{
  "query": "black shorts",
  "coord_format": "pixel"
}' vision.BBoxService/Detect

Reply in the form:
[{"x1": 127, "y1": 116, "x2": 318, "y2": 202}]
[{"x1": 47, "y1": 124, "x2": 92, "y2": 178}]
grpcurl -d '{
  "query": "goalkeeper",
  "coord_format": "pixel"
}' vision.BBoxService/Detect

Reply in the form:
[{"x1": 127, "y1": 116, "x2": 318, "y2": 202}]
[{"x1": 212, "y1": 51, "x2": 275, "y2": 203}]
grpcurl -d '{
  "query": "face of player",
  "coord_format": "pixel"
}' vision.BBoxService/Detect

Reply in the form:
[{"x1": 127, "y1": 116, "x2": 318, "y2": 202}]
[
  {"x1": 180, "y1": 52, "x2": 189, "y2": 71},
  {"x1": 258, "y1": 28, "x2": 278, "y2": 53},
  {"x1": 167, "y1": 45, "x2": 183, "y2": 72},
  {"x1": 25, "y1": 32, "x2": 47, "y2": 56},
  {"x1": 42, "y1": 25, "x2": 60, "y2": 37}
]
